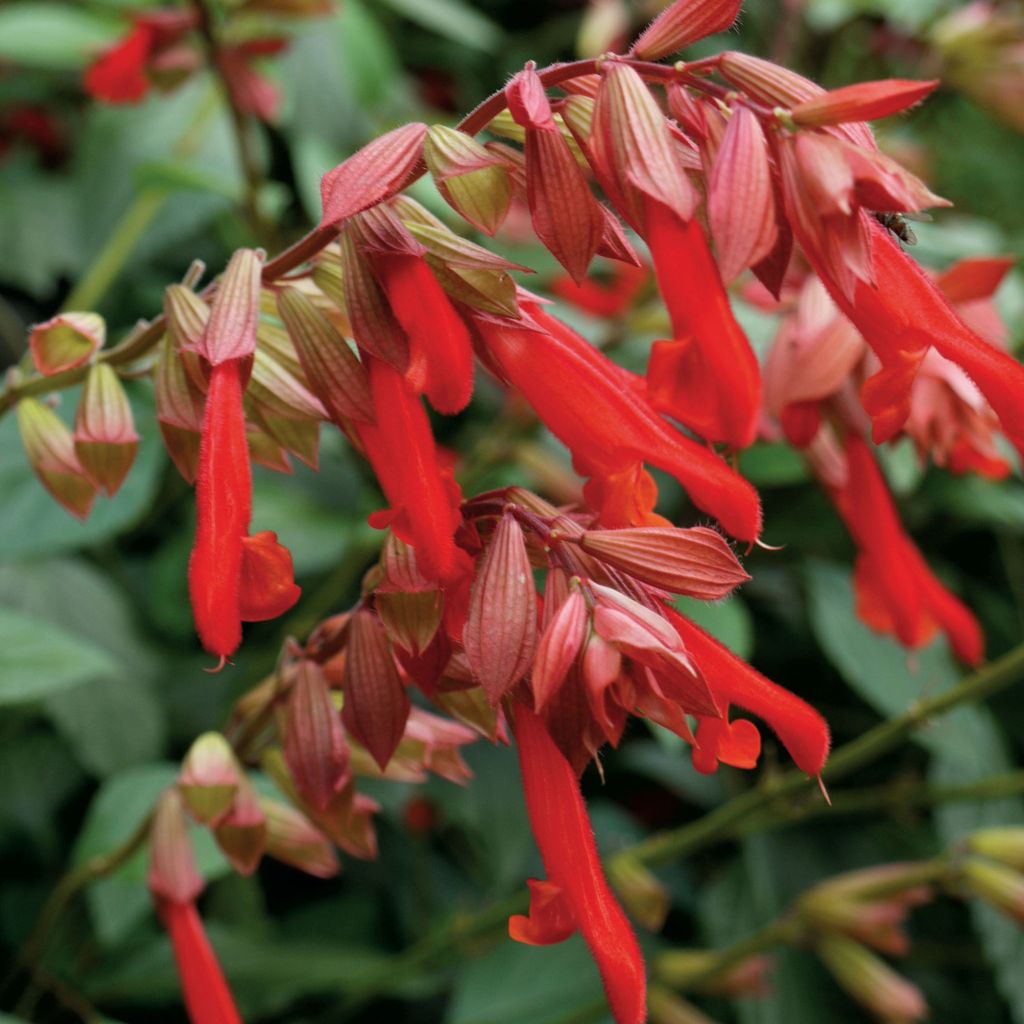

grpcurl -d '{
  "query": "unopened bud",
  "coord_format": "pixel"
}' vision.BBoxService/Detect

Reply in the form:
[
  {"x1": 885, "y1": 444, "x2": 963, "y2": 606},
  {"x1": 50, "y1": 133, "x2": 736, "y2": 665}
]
[
  {"x1": 580, "y1": 526, "x2": 749, "y2": 599},
  {"x1": 284, "y1": 660, "x2": 350, "y2": 811},
  {"x1": 178, "y1": 732, "x2": 240, "y2": 824},
  {"x1": 968, "y1": 828, "x2": 1024, "y2": 871},
  {"x1": 74, "y1": 363, "x2": 139, "y2": 496},
  {"x1": 261, "y1": 798, "x2": 340, "y2": 878},
  {"x1": 654, "y1": 948, "x2": 771, "y2": 997},
  {"x1": 17, "y1": 398, "x2": 97, "y2": 520},
  {"x1": 424, "y1": 124, "x2": 512, "y2": 236},
  {"x1": 199, "y1": 248, "x2": 263, "y2": 366},
  {"x1": 376, "y1": 589, "x2": 443, "y2": 657},
  {"x1": 607, "y1": 853, "x2": 669, "y2": 931},
  {"x1": 213, "y1": 772, "x2": 267, "y2": 876},
  {"x1": 29, "y1": 312, "x2": 105, "y2": 375},
  {"x1": 816, "y1": 934, "x2": 927, "y2": 1022},
  {"x1": 961, "y1": 858, "x2": 1024, "y2": 924},
  {"x1": 148, "y1": 788, "x2": 203, "y2": 905},
  {"x1": 630, "y1": 0, "x2": 742, "y2": 61}
]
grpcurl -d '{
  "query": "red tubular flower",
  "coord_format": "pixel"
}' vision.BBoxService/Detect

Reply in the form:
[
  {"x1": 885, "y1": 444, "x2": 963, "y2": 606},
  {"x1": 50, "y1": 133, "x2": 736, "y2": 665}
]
[
  {"x1": 84, "y1": 24, "x2": 154, "y2": 102},
  {"x1": 830, "y1": 433, "x2": 983, "y2": 665},
  {"x1": 190, "y1": 360, "x2": 251, "y2": 659},
  {"x1": 472, "y1": 304, "x2": 762, "y2": 542},
  {"x1": 188, "y1": 251, "x2": 300, "y2": 661},
  {"x1": 157, "y1": 899, "x2": 243, "y2": 1024},
  {"x1": 355, "y1": 356, "x2": 463, "y2": 582},
  {"x1": 511, "y1": 703, "x2": 647, "y2": 1024},
  {"x1": 644, "y1": 197, "x2": 762, "y2": 450},
  {"x1": 370, "y1": 252, "x2": 474, "y2": 415},
  {"x1": 667, "y1": 609, "x2": 831, "y2": 777}
]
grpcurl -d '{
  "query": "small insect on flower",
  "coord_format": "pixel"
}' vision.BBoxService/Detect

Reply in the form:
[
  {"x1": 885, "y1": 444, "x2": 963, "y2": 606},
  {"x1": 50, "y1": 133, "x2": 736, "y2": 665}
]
[{"x1": 872, "y1": 211, "x2": 921, "y2": 247}]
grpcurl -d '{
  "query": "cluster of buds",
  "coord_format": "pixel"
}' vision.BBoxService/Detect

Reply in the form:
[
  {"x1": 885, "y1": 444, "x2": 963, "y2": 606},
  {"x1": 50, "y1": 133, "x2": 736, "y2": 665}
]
[
  {"x1": 13, "y1": 0, "x2": 1024, "y2": 1020},
  {"x1": 83, "y1": 0, "x2": 333, "y2": 119}
]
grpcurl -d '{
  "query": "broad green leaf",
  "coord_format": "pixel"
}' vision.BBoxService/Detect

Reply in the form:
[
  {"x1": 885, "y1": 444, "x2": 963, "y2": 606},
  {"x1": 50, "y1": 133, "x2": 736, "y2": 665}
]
[
  {"x1": 446, "y1": 935, "x2": 613, "y2": 1024},
  {"x1": 0, "y1": 4, "x2": 119, "y2": 70},
  {"x1": 133, "y1": 159, "x2": 243, "y2": 200},
  {"x1": 0, "y1": 607, "x2": 116, "y2": 704},
  {"x1": 75, "y1": 763, "x2": 230, "y2": 945},
  {"x1": 932, "y1": 475, "x2": 1024, "y2": 533},
  {"x1": 0, "y1": 389, "x2": 165, "y2": 560},
  {"x1": 379, "y1": 0, "x2": 502, "y2": 52}
]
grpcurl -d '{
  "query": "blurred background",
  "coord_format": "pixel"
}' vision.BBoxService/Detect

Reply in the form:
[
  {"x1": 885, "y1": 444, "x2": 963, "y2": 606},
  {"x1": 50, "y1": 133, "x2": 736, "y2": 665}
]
[{"x1": 1, "y1": 1, "x2": 1023, "y2": 1021}]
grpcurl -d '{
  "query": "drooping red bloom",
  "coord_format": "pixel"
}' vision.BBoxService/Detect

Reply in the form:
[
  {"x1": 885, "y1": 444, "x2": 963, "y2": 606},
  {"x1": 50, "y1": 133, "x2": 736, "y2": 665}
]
[
  {"x1": 551, "y1": 262, "x2": 648, "y2": 318},
  {"x1": 666, "y1": 609, "x2": 831, "y2": 777},
  {"x1": 188, "y1": 251, "x2": 300, "y2": 661},
  {"x1": 471, "y1": 303, "x2": 762, "y2": 541},
  {"x1": 84, "y1": 10, "x2": 197, "y2": 104},
  {"x1": 355, "y1": 356, "x2": 464, "y2": 582},
  {"x1": 157, "y1": 899, "x2": 243, "y2": 1024},
  {"x1": 829, "y1": 433, "x2": 983, "y2": 665},
  {"x1": 644, "y1": 197, "x2": 762, "y2": 450},
  {"x1": 511, "y1": 703, "x2": 647, "y2": 1024}
]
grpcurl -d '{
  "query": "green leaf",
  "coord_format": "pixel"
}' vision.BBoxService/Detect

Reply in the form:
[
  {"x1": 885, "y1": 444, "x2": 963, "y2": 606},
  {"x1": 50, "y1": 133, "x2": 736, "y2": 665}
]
[
  {"x1": 0, "y1": 3, "x2": 119, "y2": 70},
  {"x1": 739, "y1": 443, "x2": 809, "y2": 488},
  {"x1": 0, "y1": 607, "x2": 116, "y2": 705},
  {"x1": 0, "y1": 388, "x2": 164, "y2": 561},
  {"x1": 932, "y1": 475, "x2": 1024, "y2": 533},
  {"x1": 75, "y1": 764, "x2": 230, "y2": 945},
  {"x1": 803, "y1": 560, "x2": 976, "y2": 757},
  {"x1": 378, "y1": 0, "x2": 503, "y2": 51},
  {"x1": 133, "y1": 160, "x2": 243, "y2": 201},
  {"x1": 675, "y1": 595, "x2": 754, "y2": 659},
  {"x1": 446, "y1": 935, "x2": 612, "y2": 1024}
]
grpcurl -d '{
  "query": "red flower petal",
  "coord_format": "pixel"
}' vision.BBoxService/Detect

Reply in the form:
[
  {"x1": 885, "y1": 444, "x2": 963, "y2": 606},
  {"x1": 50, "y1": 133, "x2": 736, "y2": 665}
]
[
  {"x1": 238, "y1": 531, "x2": 301, "y2": 622},
  {"x1": 84, "y1": 25, "x2": 153, "y2": 104}
]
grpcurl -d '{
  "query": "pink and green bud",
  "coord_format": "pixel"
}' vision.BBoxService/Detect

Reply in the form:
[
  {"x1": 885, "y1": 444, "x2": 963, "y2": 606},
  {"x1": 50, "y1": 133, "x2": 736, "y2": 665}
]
[
  {"x1": 708, "y1": 105, "x2": 778, "y2": 284},
  {"x1": 17, "y1": 398, "x2": 98, "y2": 520},
  {"x1": 197, "y1": 248, "x2": 263, "y2": 366},
  {"x1": 261, "y1": 798, "x2": 340, "y2": 878},
  {"x1": 962, "y1": 858, "x2": 1024, "y2": 924},
  {"x1": 148, "y1": 788, "x2": 204, "y2": 905},
  {"x1": 284, "y1": 660, "x2": 350, "y2": 812},
  {"x1": 73, "y1": 363, "x2": 139, "y2": 496},
  {"x1": 790, "y1": 79, "x2": 940, "y2": 127},
  {"x1": 178, "y1": 731, "x2": 240, "y2": 825},
  {"x1": 464, "y1": 513, "x2": 538, "y2": 705},
  {"x1": 531, "y1": 585, "x2": 588, "y2": 711},
  {"x1": 29, "y1": 312, "x2": 105, "y2": 376},
  {"x1": 968, "y1": 827, "x2": 1024, "y2": 871},
  {"x1": 213, "y1": 772, "x2": 267, "y2": 876},
  {"x1": 816, "y1": 934, "x2": 927, "y2": 1022},
  {"x1": 342, "y1": 609, "x2": 411, "y2": 770},
  {"x1": 580, "y1": 526, "x2": 750, "y2": 599},
  {"x1": 376, "y1": 589, "x2": 443, "y2": 657},
  {"x1": 424, "y1": 124, "x2": 513, "y2": 235},
  {"x1": 630, "y1": 0, "x2": 742, "y2": 61},
  {"x1": 320, "y1": 123, "x2": 428, "y2": 228},
  {"x1": 276, "y1": 286, "x2": 374, "y2": 425}
]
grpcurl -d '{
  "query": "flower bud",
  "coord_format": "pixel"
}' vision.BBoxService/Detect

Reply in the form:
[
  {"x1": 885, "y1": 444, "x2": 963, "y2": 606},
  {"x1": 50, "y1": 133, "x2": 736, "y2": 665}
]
[
  {"x1": 816, "y1": 934, "x2": 927, "y2": 1022},
  {"x1": 17, "y1": 398, "x2": 98, "y2": 520},
  {"x1": 320, "y1": 123, "x2": 428, "y2": 228},
  {"x1": 464, "y1": 513, "x2": 538, "y2": 704},
  {"x1": 654, "y1": 949, "x2": 771, "y2": 997},
  {"x1": 343, "y1": 609, "x2": 411, "y2": 770},
  {"x1": 961, "y1": 857, "x2": 1024, "y2": 924},
  {"x1": 284, "y1": 660, "x2": 350, "y2": 811},
  {"x1": 790, "y1": 79, "x2": 939, "y2": 127},
  {"x1": 580, "y1": 526, "x2": 749, "y2": 599},
  {"x1": 73, "y1": 363, "x2": 139, "y2": 496},
  {"x1": 631, "y1": 0, "x2": 742, "y2": 61},
  {"x1": 531, "y1": 586, "x2": 588, "y2": 711},
  {"x1": 968, "y1": 828, "x2": 1024, "y2": 871},
  {"x1": 261, "y1": 798, "x2": 340, "y2": 878},
  {"x1": 424, "y1": 124, "x2": 512, "y2": 235},
  {"x1": 213, "y1": 772, "x2": 267, "y2": 876},
  {"x1": 276, "y1": 286, "x2": 374, "y2": 425},
  {"x1": 198, "y1": 249, "x2": 263, "y2": 366},
  {"x1": 376, "y1": 589, "x2": 443, "y2": 657},
  {"x1": 606, "y1": 853, "x2": 669, "y2": 931},
  {"x1": 29, "y1": 312, "x2": 104, "y2": 376},
  {"x1": 178, "y1": 731, "x2": 240, "y2": 825},
  {"x1": 148, "y1": 788, "x2": 204, "y2": 905}
]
